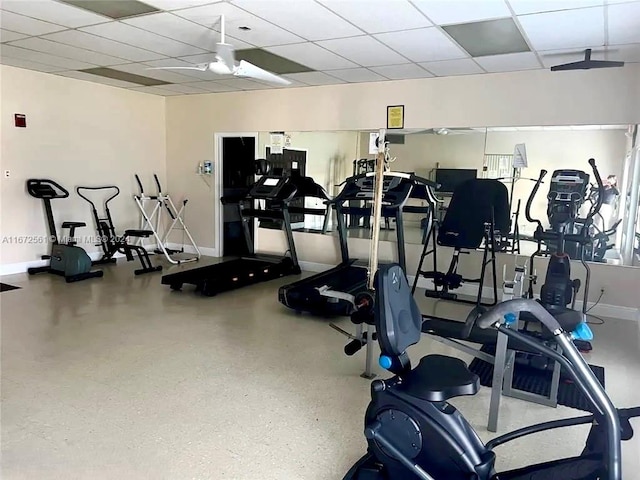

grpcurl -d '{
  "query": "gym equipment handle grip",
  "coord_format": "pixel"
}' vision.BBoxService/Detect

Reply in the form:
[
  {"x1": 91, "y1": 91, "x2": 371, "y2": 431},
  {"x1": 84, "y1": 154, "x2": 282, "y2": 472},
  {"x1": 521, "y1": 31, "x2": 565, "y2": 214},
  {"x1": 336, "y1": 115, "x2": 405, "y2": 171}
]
[
  {"x1": 524, "y1": 170, "x2": 547, "y2": 225},
  {"x1": 344, "y1": 340, "x2": 363, "y2": 356},
  {"x1": 476, "y1": 298, "x2": 563, "y2": 333},
  {"x1": 587, "y1": 158, "x2": 605, "y2": 222},
  {"x1": 26, "y1": 179, "x2": 69, "y2": 199}
]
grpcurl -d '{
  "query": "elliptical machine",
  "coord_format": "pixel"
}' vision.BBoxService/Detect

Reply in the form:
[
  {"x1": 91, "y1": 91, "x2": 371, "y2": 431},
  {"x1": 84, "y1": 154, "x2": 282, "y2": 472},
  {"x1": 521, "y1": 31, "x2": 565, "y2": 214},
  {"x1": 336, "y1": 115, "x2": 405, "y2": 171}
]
[
  {"x1": 27, "y1": 179, "x2": 103, "y2": 283},
  {"x1": 340, "y1": 137, "x2": 638, "y2": 479},
  {"x1": 523, "y1": 159, "x2": 605, "y2": 336}
]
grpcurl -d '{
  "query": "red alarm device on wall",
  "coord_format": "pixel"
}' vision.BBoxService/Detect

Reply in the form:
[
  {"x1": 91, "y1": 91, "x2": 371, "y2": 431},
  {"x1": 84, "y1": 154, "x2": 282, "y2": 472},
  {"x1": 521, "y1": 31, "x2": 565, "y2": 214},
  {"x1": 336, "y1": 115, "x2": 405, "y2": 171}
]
[{"x1": 15, "y1": 114, "x2": 26, "y2": 128}]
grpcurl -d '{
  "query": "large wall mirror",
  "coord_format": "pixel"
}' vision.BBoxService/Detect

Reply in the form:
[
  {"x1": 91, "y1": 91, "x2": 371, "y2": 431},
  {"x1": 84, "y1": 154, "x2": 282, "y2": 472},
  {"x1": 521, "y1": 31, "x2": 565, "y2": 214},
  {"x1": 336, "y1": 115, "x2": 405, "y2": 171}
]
[{"x1": 256, "y1": 125, "x2": 639, "y2": 268}]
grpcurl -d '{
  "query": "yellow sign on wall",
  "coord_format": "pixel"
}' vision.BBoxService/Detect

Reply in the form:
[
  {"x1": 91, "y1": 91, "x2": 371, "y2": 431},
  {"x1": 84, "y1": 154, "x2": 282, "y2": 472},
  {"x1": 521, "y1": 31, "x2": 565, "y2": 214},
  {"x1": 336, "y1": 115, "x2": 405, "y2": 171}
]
[{"x1": 387, "y1": 105, "x2": 404, "y2": 129}]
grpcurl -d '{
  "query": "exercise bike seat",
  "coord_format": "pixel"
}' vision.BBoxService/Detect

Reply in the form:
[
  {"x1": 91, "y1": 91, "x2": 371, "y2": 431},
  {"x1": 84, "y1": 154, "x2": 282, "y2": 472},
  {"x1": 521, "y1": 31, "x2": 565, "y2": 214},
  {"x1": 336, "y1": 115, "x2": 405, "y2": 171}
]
[
  {"x1": 62, "y1": 221, "x2": 86, "y2": 228},
  {"x1": 400, "y1": 354, "x2": 480, "y2": 402},
  {"x1": 124, "y1": 229, "x2": 153, "y2": 238}
]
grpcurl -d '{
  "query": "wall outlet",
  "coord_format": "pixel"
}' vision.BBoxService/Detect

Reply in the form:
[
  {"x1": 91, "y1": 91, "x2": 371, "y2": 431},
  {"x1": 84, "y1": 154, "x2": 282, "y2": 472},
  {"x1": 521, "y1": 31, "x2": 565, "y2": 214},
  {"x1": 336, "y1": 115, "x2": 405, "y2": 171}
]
[{"x1": 3, "y1": 170, "x2": 9, "y2": 178}]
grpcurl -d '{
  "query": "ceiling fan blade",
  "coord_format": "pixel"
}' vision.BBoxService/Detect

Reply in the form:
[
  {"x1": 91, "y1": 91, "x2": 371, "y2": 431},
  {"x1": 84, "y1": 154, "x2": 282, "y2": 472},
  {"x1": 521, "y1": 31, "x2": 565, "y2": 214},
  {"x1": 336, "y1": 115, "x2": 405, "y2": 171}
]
[
  {"x1": 215, "y1": 42, "x2": 235, "y2": 70},
  {"x1": 146, "y1": 64, "x2": 208, "y2": 72},
  {"x1": 235, "y1": 60, "x2": 291, "y2": 85},
  {"x1": 551, "y1": 60, "x2": 625, "y2": 71}
]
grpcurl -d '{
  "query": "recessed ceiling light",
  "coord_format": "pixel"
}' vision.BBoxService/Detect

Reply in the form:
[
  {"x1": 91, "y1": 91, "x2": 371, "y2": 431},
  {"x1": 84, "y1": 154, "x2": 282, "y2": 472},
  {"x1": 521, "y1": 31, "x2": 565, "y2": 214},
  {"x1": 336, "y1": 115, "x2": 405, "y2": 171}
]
[{"x1": 238, "y1": 26, "x2": 251, "y2": 31}]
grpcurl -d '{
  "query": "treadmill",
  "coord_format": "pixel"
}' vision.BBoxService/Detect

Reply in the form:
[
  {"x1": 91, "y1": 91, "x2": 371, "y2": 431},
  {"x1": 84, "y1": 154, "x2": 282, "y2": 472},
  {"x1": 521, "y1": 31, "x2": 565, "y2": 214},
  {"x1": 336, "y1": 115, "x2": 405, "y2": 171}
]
[
  {"x1": 162, "y1": 174, "x2": 303, "y2": 296},
  {"x1": 279, "y1": 172, "x2": 437, "y2": 316}
]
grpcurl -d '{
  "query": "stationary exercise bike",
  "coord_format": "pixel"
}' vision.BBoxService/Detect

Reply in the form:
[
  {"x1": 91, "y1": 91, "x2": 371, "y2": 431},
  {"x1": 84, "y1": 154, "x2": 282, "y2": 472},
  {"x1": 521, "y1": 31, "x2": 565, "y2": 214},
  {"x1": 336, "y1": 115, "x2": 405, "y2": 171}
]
[
  {"x1": 27, "y1": 179, "x2": 103, "y2": 283},
  {"x1": 344, "y1": 265, "x2": 639, "y2": 480}
]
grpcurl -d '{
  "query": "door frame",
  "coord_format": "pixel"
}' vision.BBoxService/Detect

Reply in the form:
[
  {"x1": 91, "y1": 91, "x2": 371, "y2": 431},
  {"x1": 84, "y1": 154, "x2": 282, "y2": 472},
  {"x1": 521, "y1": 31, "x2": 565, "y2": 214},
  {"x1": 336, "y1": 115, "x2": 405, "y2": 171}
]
[{"x1": 214, "y1": 132, "x2": 259, "y2": 258}]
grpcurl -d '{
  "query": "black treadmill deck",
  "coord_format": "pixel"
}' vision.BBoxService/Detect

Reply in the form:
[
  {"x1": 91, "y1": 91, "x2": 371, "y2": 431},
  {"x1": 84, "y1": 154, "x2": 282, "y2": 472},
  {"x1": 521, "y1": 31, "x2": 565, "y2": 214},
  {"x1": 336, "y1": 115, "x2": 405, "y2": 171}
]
[
  {"x1": 278, "y1": 263, "x2": 368, "y2": 316},
  {"x1": 162, "y1": 255, "x2": 300, "y2": 296}
]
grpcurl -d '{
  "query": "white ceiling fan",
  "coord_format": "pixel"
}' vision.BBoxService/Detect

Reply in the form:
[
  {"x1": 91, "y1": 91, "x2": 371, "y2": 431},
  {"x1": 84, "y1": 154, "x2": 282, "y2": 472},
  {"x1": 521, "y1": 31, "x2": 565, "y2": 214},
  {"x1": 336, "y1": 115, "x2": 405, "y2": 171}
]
[{"x1": 147, "y1": 15, "x2": 291, "y2": 86}]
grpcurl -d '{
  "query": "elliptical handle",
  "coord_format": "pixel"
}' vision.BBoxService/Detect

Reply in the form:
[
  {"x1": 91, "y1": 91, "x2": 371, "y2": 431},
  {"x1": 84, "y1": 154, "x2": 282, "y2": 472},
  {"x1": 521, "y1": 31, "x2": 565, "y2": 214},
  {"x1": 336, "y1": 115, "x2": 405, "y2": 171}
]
[
  {"x1": 26, "y1": 179, "x2": 69, "y2": 199},
  {"x1": 154, "y1": 174, "x2": 162, "y2": 194},
  {"x1": 524, "y1": 169, "x2": 547, "y2": 228},
  {"x1": 135, "y1": 174, "x2": 144, "y2": 195},
  {"x1": 476, "y1": 298, "x2": 563, "y2": 333},
  {"x1": 587, "y1": 158, "x2": 604, "y2": 221}
]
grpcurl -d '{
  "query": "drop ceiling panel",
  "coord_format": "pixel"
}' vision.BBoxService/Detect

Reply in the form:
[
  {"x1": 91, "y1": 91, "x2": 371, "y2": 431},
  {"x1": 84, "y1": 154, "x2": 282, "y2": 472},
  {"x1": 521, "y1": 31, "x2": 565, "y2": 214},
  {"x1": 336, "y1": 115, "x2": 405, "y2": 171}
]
[
  {"x1": 156, "y1": 83, "x2": 210, "y2": 93},
  {"x1": 141, "y1": 0, "x2": 224, "y2": 10},
  {"x1": 174, "y1": 2, "x2": 302, "y2": 46},
  {"x1": 283, "y1": 71, "x2": 345, "y2": 85},
  {"x1": 123, "y1": 13, "x2": 219, "y2": 51},
  {"x1": 474, "y1": 51, "x2": 542, "y2": 72},
  {"x1": 129, "y1": 86, "x2": 183, "y2": 95},
  {"x1": 215, "y1": 78, "x2": 274, "y2": 89},
  {"x1": 0, "y1": 29, "x2": 27, "y2": 43},
  {"x1": 1, "y1": 0, "x2": 109, "y2": 28},
  {"x1": 608, "y1": 2, "x2": 640, "y2": 45},
  {"x1": 315, "y1": 0, "x2": 431, "y2": 34},
  {"x1": 325, "y1": 67, "x2": 387, "y2": 82},
  {"x1": 265, "y1": 43, "x2": 357, "y2": 70},
  {"x1": 0, "y1": 11, "x2": 67, "y2": 36},
  {"x1": 113, "y1": 63, "x2": 200, "y2": 83},
  {"x1": 317, "y1": 36, "x2": 409, "y2": 67},
  {"x1": 181, "y1": 81, "x2": 240, "y2": 92},
  {"x1": 231, "y1": 0, "x2": 363, "y2": 41},
  {"x1": 412, "y1": 0, "x2": 511, "y2": 25},
  {"x1": 517, "y1": 7, "x2": 605, "y2": 50},
  {"x1": 81, "y1": 22, "x2": 207, "y2": 57},
  {"x1": 1, "y1": 44, "x2": 97, "y2": 70},
  {"x1": 443, "y1": 18, "x2": 530, "y2": 57},
  {"x1": 43, "y1": 30, "x2": 167, "y2": 62},
  {"x1": 420, "y1": 58, "x2": 484, "y2": 76},
  {"x1": 369, "y1": 63, "x2": 433, "y2": 79},
  {"x1": 375, "y1": 28, "x2": 467, "y2": 62},
  {"x1": 55, "y1": 69, "x2": 142, "y2": 88},
  {"x1": 508, "y1": 0, "x2": 604, "y2": 15},
  {"x1": 0, "y1": 56, "x2": 64, "y2": 72},
  {"x1": 9, "y1": 38, "x2": 128, "y2": 66}
]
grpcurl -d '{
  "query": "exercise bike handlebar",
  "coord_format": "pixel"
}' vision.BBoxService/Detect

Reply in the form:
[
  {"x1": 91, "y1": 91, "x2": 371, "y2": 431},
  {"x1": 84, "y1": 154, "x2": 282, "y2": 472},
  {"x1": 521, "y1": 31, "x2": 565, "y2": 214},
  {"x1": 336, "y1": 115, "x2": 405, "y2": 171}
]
[
  {"x1": 524, "y1": 169, "x2": 547, "y2": 227},
  {"x1": 76, "y1": 186, "x2": 120, "y2": 209},
  {"x1": 26, "y1": 178, "x2": 69, "y2": 199}
]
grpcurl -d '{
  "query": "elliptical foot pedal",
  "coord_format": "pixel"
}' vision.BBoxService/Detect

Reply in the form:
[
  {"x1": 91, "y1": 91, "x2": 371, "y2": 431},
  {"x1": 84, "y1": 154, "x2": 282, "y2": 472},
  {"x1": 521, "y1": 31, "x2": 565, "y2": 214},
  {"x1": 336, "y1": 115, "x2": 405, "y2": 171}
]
[{"x1": 424, "y1": 290, "x2": 457, "y2": 300}]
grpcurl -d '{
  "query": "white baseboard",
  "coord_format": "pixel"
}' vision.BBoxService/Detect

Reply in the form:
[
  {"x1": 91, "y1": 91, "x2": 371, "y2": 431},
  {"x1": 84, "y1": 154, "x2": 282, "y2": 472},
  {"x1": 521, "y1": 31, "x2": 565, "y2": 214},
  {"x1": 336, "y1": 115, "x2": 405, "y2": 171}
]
[
  {"x1": 0, "y1": 251, "x2": 124, "y2": 276},
  {"x1": 166, "y1": 243, "x2": 217, "y2": 258}
]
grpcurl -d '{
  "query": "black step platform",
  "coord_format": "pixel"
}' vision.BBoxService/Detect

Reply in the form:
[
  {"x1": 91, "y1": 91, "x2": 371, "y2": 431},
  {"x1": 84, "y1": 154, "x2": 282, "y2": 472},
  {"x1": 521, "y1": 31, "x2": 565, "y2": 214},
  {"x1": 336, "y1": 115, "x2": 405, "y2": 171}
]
[{"x1": 469, "y1": 344, "x2": 605, "y2": 413}]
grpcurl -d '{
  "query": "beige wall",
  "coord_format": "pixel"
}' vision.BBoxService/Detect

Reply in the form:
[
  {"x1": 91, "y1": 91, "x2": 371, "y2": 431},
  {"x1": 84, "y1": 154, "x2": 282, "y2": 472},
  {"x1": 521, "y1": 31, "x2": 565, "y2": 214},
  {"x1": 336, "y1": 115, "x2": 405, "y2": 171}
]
[
  {"x1": 0, "y1": 65, "x2": 166, "y2": 268},
  {"x1": 166, "y1": 65, "x2": 640, "y2": 253},
  {"x1": 165, "y1": 65, "x2": 639, "y2": 309}
]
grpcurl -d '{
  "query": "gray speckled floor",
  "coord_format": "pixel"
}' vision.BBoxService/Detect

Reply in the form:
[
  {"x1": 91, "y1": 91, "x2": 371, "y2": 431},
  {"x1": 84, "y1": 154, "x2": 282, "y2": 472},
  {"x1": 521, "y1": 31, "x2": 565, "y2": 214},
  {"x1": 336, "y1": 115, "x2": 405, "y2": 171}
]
[{"x1": 1, "y1": 258, "x2": 639, "y2": 479}]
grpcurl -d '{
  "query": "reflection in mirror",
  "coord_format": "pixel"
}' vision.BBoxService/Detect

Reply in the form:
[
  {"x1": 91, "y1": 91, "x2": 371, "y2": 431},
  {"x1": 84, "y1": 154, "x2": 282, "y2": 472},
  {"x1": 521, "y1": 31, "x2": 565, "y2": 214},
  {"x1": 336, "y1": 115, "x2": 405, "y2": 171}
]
[{"x1": 256, "y1": 124, "x2": 637, "y2": 267}]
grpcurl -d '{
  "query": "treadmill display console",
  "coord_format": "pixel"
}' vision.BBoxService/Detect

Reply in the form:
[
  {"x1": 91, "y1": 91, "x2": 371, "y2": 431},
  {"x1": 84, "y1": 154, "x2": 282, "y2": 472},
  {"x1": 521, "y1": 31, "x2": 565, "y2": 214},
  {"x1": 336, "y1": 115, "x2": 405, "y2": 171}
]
[{"x1": 249, "y1": 176, "x2": 291, "y2": 199}]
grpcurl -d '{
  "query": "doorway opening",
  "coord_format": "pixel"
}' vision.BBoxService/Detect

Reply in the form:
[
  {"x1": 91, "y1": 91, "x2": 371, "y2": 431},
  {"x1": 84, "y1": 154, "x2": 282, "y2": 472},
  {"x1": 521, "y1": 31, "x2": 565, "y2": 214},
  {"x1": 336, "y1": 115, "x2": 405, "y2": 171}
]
[{"x1": 221, "y1": 136, "x2": 257, "y2": 257}]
